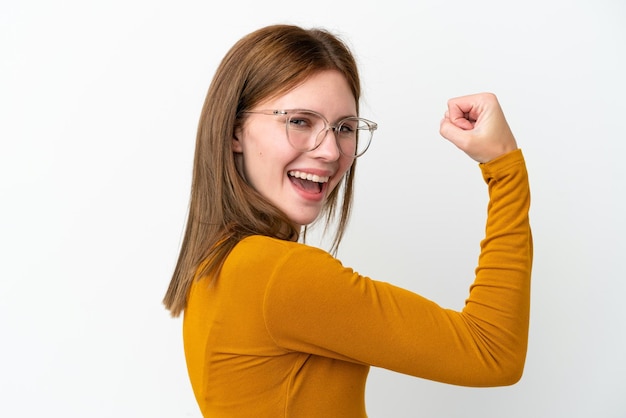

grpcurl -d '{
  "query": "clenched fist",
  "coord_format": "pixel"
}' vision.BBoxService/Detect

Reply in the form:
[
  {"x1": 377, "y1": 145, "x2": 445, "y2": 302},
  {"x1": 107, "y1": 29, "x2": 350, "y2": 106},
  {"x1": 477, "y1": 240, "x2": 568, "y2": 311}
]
[{"x1": 440, "y1": 93, "x2": 518, "y2": 163}]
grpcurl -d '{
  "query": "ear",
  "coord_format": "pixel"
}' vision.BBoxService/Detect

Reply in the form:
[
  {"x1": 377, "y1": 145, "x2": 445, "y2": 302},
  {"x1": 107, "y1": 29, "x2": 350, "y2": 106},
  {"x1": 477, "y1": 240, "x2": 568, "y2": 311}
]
[{"x1": 232, "y1": 128, "x2": 244, "y2": 153}]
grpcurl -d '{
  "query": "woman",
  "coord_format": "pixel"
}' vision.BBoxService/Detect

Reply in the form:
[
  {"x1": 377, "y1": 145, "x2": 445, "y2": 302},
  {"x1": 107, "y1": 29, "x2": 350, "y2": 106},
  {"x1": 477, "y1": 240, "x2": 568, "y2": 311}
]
[{"x1": 163, "y1": 24, "x2": 532, "y2": 417}]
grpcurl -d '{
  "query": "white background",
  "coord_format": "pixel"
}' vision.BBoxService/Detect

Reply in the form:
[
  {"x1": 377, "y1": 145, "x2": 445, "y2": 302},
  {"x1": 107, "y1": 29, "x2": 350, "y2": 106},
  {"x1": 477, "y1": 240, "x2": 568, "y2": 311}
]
[{"x1": 1, "y1": 0, "x2": 625, "y2": 417}]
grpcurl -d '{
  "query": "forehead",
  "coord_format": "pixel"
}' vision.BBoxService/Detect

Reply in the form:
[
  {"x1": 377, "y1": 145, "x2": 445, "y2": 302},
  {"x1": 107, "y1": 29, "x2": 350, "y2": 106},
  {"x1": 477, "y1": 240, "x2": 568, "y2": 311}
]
[{"x1": 260, "y1": 70, "x2": 357, "y2": 117}]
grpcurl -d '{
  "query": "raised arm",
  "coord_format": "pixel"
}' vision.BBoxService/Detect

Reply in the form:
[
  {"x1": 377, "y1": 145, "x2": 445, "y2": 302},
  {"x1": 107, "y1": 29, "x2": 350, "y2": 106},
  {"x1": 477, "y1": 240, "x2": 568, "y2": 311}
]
[{"x1": 263, "y1": 93, "x2": 533, "y2": 386}]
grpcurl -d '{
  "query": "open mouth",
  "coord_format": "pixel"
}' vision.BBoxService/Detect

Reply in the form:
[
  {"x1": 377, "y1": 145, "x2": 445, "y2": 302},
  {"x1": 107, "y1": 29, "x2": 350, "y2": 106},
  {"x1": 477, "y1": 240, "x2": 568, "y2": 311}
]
[{"x1": 288, "y1": 170, "x2": 329, "y2": 194}]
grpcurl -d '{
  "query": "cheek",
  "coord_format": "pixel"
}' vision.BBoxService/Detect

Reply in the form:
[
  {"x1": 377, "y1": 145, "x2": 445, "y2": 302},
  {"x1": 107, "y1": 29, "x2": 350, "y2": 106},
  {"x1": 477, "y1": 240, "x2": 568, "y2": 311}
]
[
  {"x1": 330, "y1": 157, "x2": 354, "y2": 192},
  {"x1": 339, "y1": 156, "x2": 355, "y2": 177}
]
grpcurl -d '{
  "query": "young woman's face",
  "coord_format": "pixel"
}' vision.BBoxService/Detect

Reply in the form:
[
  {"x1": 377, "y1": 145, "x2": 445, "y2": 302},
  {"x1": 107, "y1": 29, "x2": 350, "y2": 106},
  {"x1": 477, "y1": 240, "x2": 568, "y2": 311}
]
[{"x1": 233, "y1": 70, "x2": 357, "y2": 228}]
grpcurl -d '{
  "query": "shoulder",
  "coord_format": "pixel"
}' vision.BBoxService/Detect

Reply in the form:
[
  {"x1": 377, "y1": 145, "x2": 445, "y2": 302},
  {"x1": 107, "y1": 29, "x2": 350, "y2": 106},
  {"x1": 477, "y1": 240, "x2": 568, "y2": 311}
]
[
  {"x1": 226, "y1": 235, "x2": 352, "y2": 283},
  {"x1": 233, "y1": 235, "x2": 297, "y2": 254},
  {"x1": 232, "y1": 235, "x2": 332, "y2": 259},
  {"x1": 225, "y1": 235, "x2": 344, "y2": 274}
]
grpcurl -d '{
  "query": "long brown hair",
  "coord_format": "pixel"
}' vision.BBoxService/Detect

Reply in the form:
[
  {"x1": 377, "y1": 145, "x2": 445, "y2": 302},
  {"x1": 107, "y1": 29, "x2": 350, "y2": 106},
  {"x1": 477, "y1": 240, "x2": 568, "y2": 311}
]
[{"x1": 163, "y1": 24, "x2": 362, "y2": 317}]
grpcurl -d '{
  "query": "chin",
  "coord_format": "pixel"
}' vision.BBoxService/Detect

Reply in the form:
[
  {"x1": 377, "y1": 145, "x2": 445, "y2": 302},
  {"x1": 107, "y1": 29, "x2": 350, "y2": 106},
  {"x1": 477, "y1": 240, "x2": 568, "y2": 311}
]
[
  {"x1": 289, "y1": 211, "x2": 322, "y2": 229},
  {"x1": 293, "y1": 218, "x2": 318, "y2": 229}
]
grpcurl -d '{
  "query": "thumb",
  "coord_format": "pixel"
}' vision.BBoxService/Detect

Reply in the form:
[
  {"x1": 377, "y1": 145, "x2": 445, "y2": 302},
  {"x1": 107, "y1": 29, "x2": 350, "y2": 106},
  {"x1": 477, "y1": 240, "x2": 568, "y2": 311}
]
[{"x1": 439, "y1": 112, "x2": 471, "y2": 149}]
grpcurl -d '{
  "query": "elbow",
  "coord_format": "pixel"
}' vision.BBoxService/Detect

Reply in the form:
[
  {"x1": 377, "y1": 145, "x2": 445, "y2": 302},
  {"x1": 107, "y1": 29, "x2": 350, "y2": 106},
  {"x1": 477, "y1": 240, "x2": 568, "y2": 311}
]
[
  {"x1": 467, "y1": 346, "x2": 528, "y2": 387},
  {"x1": 447, "y1": 357, "x2": 526, "y2": 388},
  {"x1": 490, "y1": 353, "x2": 527, "y2": 386},
  {"x1": 498, "y1": 362, "x2": 525, "y2": 386}
]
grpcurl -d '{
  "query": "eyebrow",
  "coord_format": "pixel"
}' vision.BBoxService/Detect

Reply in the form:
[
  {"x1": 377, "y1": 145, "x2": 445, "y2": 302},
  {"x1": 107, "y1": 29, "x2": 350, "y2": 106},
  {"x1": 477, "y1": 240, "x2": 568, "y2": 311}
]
[{"x1": 288, "y1": 108, "x2": 359, "y2": 122}]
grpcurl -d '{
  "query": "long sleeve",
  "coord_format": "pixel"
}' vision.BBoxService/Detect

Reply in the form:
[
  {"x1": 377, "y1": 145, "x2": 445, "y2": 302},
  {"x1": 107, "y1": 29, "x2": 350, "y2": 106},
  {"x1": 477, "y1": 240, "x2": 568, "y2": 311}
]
[
  {"x1": 183, "y1": 149, "x2": 532, "y2": 417},
  {"x1": 262, "y1": 149, "x2": 532, "y2": 386}
]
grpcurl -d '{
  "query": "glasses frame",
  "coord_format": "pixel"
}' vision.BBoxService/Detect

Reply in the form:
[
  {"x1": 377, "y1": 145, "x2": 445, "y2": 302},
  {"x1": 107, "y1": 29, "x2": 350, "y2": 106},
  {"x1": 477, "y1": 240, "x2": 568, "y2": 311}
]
[{"x1": 242, "y1": 109, "x2": 378, "y2": 158}]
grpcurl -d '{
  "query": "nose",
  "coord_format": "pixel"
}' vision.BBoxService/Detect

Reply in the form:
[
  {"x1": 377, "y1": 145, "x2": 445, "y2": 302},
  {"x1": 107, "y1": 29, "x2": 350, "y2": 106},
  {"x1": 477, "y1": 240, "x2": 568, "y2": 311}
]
[{"x1": 311, "y1": 128, "x2": 342, "y2": 161}]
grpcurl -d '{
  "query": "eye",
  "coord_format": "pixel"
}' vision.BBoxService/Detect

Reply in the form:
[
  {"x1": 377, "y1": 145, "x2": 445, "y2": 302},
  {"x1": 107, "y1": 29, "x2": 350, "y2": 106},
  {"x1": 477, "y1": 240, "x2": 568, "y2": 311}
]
[
  {"x1": 288, "y1": 113, "x2": 315, "y2": 130},
  {"x1": 338, "y1": 120, "x2": 357, "y2": 136}
]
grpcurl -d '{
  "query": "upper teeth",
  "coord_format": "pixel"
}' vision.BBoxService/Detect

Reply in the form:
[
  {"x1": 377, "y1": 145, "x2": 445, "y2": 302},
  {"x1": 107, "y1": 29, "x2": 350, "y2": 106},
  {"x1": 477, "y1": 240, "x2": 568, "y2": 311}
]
[{"x1": 288, "y1": 171, "x2": 329, "y2": 183}]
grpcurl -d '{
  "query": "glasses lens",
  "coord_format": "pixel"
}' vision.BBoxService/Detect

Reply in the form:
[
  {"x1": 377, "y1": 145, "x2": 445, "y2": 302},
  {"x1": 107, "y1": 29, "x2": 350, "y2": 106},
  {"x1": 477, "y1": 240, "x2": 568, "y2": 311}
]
[
  {"x1": 286, "y1": 111, "x2": 325, "y2": 152},
  {"x1": 337, "y1": 118, "x2": 374, "y2": 157}
]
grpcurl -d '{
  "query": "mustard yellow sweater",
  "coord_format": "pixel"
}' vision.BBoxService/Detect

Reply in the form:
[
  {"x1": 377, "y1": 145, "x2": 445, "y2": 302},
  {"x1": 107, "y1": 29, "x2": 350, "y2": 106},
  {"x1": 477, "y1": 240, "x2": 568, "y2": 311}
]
[{"x1": 183, "y1": 149, "x2": 532, "y2": 417}]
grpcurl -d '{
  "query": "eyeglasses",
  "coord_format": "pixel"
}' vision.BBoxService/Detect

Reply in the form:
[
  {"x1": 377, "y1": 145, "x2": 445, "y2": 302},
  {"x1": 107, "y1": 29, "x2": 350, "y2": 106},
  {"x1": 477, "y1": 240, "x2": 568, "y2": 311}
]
[{"x1": 243, "y1": 109, "x2": 377, "y2": 158}]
